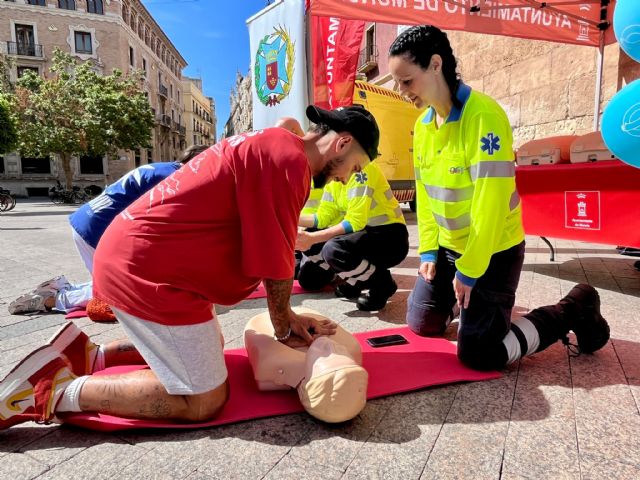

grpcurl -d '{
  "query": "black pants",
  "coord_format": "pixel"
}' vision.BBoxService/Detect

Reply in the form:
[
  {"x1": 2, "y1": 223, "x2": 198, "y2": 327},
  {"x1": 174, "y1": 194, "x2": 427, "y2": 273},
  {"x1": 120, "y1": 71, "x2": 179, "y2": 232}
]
[
  {"x1": 298, "y1": 223, "x2": 409, "y2": 292},
  {"x1": 406, "y1": 241, "x2": 568, "y2": 370}
]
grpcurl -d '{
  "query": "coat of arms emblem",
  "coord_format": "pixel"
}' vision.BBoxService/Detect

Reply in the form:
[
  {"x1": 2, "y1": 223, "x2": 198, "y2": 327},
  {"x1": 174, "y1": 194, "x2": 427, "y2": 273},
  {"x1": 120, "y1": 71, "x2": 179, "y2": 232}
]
[{"x1": 254, "y1": 26, "x2": 294, "y2": 107}]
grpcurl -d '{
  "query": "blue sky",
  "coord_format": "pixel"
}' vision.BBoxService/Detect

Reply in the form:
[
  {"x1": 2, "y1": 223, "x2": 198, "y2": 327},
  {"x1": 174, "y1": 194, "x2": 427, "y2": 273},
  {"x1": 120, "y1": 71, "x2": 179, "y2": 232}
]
[{"x1": 142, "y1": 0, "x2": 272, "y2": 138}]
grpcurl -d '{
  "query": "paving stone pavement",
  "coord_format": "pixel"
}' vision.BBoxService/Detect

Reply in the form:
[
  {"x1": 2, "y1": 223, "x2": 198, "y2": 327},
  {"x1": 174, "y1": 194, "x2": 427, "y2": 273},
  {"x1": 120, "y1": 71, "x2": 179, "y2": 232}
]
[{"x1": 1, "y1": 199, "x2": 639, "y2": 479}]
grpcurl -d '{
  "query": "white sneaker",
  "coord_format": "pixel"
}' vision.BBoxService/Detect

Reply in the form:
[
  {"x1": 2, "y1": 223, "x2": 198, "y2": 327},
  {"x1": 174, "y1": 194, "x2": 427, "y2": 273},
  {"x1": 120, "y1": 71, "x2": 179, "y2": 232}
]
[
  {"x1": 8, "y1": 292, "x2": 51, "y2": 314},
  {"x1": 34, "y1": 275, "x2": 70, "y2": 294}
]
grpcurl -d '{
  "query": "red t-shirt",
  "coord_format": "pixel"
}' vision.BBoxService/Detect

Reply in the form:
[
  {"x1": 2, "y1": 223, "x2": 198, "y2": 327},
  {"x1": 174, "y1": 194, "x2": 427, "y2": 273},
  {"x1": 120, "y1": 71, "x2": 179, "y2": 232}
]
[{"x1": 92, "y1": 128, "x2": 310, "y2": 325}]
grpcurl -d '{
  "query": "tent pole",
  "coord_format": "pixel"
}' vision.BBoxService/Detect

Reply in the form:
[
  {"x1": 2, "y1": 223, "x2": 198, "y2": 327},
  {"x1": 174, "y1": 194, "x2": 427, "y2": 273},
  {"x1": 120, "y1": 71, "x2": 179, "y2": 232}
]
[{"x1": 592, "y1": 30, "x2": 605, "y2": 132}]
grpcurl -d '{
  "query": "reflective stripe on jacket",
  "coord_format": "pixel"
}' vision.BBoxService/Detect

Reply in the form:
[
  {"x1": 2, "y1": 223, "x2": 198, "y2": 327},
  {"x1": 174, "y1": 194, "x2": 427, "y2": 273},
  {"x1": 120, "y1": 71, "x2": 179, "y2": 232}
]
[{"x1": 315, "y1": 161, "x2": 406, "y2": 232}]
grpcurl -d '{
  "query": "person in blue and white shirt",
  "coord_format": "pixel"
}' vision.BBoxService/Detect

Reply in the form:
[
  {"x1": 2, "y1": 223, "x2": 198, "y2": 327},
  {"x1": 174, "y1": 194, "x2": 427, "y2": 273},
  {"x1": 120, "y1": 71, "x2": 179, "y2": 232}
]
[{"x1": 8, "y1": 145, "x2": 209, "y2": 315}]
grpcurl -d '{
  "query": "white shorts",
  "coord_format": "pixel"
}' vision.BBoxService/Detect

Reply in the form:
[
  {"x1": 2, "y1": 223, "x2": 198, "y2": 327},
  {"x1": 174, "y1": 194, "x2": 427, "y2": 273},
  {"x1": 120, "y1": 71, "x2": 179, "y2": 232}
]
[{"x1": 111, "y1": 306, "x2": 228, "y2": 395}]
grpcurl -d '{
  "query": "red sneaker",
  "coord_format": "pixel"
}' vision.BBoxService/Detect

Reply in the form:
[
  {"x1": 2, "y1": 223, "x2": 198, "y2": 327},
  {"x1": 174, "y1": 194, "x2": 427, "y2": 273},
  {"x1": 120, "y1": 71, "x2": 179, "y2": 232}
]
[
  {"x1": 47, "y1": 322, "x2": 99, "y2": 375},
  {"x1": 0, "y1": 346, "x2": 76, "y2": 430}
]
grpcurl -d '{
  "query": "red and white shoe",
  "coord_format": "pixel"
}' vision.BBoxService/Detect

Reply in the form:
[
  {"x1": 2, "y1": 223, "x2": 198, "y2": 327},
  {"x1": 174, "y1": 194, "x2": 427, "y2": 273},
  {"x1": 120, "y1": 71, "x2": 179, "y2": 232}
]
[
  {"x1": 47, "y1": 322, "x2": 99, "y2": 376},
  {"x1": 0, "y1": 345, "x2": 76, "y2": 430}
]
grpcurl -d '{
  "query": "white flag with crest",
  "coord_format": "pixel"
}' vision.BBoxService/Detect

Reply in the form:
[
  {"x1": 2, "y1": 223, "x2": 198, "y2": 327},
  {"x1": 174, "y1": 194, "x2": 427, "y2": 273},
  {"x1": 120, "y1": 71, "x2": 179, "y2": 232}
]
[{"x1": 247, "y1": 0, "x2": 307, "y2": 131}]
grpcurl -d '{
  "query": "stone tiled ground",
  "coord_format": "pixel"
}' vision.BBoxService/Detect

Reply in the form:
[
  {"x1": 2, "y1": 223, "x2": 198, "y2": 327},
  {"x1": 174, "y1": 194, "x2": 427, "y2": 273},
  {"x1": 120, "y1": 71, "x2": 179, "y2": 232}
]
[{"x1": 1, "y1": 200, "x2": 639, "y2": 479}]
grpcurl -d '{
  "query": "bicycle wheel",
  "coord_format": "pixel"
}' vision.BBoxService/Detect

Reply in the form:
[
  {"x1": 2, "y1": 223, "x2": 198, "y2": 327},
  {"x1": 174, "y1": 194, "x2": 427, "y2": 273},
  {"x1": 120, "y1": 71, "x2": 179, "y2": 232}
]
[
  {"x1": 52, "y1": 193, "x2": 65, "y2": 204},
  {"x1": 0, "y1": 193, "x2": 11, "y2": 211},
  {"x1": 71, "y1": 191, "x2": 87, "y2": 205},
  {"x1": 8, "y1": 195, "x2": 16, "y2": 211}
]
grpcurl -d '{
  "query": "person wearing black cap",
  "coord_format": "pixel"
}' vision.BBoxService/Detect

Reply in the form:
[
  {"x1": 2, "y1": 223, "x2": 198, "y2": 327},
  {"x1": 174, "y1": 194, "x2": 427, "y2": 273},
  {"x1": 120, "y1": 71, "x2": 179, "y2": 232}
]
[
  {"x1": 296, "y1": 106, "x2": 409, "y2": 310},
  {"x1": 0, "y1": 104, "x2": 380, "y2": 430}
]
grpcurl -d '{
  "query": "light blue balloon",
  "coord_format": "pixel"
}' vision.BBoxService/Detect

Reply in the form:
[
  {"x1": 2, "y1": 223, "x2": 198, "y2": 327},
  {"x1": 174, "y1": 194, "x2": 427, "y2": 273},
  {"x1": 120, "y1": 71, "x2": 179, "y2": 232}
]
[
  {"x1": 602, "y1": 79, "x2": 640, "y2": 168},
  {"x1": 613, "y1": 0, "x2": 640, "y2": 62}
]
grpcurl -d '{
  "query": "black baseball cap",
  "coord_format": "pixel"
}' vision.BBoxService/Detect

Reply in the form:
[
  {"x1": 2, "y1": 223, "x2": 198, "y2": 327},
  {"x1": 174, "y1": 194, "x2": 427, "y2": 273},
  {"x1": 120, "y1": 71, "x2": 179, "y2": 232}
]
[{"x1": 306, "y1": 104, "x2": 380, "y2": 160}]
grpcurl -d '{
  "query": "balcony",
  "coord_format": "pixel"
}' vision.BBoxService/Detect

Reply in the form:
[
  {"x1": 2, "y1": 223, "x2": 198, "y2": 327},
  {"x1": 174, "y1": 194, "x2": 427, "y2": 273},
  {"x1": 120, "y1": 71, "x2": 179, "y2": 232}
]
[
  {"x1": 357, "y1": 44, "x2": 378, "y2": 74},
  {"x1": 179, "y1": 125, "x2": 186, "y2": 136},
  {"x1": 7, "y1": 41, "x2": 43, "y2": 58},
  {"x1": 158, "y1": 84, "x2": 168, "y2": 99},
  {"x1": 156, "y1": 114, "x2": 171, "y2": 127},
  {"x1": 172, "y1": 120, "x2": 180, "y2": 133}
]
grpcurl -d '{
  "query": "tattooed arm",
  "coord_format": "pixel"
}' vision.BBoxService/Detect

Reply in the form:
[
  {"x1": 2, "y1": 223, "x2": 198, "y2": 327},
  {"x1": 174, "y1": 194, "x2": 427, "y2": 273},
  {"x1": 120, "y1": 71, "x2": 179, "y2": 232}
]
[{"x1": 264, "y1": 278, "x2": 337, "y2": 345}]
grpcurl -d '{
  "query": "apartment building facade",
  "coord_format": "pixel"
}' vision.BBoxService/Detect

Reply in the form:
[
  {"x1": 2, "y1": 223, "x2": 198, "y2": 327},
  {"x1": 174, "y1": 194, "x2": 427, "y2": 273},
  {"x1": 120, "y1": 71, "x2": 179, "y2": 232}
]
[
  {"x1": 0, "y1": 0, "x2": 187, "y2": 196},
  {"x1": 182, "y1": 76, "x2": 215, "y2": 147}
]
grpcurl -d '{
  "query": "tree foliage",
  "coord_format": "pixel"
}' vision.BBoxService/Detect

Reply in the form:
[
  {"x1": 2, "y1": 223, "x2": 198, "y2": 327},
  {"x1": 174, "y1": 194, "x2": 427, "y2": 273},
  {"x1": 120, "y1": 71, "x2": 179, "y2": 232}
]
[
  {"x1": 0, "y1": 54, "x2": 17, "y2": 153},
  {"x1": 10, "y1": 49, "x2": 154, "y2": 186},
  {"x1": 0, "y1": 97, "x2": 17, "y2": 154}
]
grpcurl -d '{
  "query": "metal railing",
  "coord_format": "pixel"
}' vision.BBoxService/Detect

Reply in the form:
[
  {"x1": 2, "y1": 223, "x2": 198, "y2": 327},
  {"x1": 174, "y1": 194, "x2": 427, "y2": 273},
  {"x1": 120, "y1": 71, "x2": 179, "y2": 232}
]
[
  {"x1": 158, "y1": 84, "x2": 168, "y2": 98},
  {"x1": 156, "y1": 114, "x2": 171, "y2": 127},
  {"x1": 7, "y1": 41, "x2": 43, "y2": 58},
  {"x1": 358, "y1": 44, "x2": 378, "y2": 73}
]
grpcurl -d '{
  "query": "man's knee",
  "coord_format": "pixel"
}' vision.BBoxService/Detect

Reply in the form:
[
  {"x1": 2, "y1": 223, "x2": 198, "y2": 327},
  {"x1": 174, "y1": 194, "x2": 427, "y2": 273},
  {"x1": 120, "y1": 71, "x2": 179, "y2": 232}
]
[
  {"x1": 183, "y1": 380, "x2": 229, "y2": 422},
  {"x1": 298, "y1": 264, "x2": 332, "y2": 291},
  {"x1": 457, "y1": 337, "x2": 506, "y2": 371}
]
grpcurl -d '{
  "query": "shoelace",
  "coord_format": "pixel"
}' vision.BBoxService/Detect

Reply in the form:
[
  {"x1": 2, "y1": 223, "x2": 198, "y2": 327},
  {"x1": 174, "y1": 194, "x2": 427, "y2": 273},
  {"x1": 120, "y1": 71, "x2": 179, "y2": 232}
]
[{"x1": 561, "y1": 335, "x2": 581, "y2": 357}]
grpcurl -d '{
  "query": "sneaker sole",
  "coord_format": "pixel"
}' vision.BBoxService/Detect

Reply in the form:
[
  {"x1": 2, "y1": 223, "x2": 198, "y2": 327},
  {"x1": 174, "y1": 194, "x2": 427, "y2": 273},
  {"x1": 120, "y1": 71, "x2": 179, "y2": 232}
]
[
  {"x1": 0, "y1": 345, "x2": 62, "y2": 400},
  {"x1": 46, "y1": 322, "x2": 83, "y2": 353}
]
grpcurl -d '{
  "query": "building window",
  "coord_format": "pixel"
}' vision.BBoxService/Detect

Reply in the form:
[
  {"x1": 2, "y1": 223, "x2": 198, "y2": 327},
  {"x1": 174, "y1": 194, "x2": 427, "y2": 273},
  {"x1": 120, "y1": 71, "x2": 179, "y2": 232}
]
[
  {"x1": 129, "y1": 46, "x2": 134, "y2": 67},
  {"x1": 79, "y1": 154, "x2": 103, "y2": 174},
  {"x1": 27, "y1": 0, "x2": 46, "y2": 6},
  {"x1": 58, "y1": 0, "x2": 76, "y2": 10},
  {"x1": 74, "y1": 31, "x2": 92, "y2": 54},
  {"x1": 134, "y1": 149, "x2": 141, "y2": 167},
  {"x1": 142, "y1": 58, "x2": 147, "y2": 76},
  {"x1": 87, "y1": 0, "x2": 104, "y2": 15},
  {"x1": 17, "y1": 66, "x2": 39, "y2": 78},
  {"x1": 21, "y1": 156, "x2": 51, "y2": 174},
  {"x1": 170, "y1": 84, "x2": 173, "y2": 98},
  {"x1": 147, "y1": 149, "x2": 153, "y2": 163},
  {"x1": 177, "y1": 90, "x2": 180, "y2": 103}
]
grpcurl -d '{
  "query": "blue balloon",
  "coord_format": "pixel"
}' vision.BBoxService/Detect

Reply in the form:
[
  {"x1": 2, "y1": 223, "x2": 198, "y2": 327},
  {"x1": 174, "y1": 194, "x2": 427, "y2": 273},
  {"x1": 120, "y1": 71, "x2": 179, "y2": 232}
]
[
  {"x1": 602, "y1": 79, "x2": 640, "y2": 168},
  {"x1": 613, "y1": 0, "x2": 640, "y2": 62}
]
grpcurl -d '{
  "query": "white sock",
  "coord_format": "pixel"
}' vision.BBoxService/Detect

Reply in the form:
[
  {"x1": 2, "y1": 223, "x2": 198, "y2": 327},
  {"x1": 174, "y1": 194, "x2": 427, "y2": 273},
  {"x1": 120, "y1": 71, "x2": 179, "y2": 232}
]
[
  {"x1": 55, "y1": 375, "x2": 89, "y2": 413},
  {"x1": 93, "y1": 345, "x2": 106, "y2": 372}
]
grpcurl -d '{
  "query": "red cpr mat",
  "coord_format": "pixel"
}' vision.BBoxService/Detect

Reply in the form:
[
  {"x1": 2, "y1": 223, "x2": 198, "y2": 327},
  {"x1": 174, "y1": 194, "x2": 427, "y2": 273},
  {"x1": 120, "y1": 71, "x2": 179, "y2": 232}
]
[
  {"x1": 60, "y1": 327, "x2": 500, "y2": 431},
  {"x1": 65, "y1": 281, "x2": 328, "y2": 320}
]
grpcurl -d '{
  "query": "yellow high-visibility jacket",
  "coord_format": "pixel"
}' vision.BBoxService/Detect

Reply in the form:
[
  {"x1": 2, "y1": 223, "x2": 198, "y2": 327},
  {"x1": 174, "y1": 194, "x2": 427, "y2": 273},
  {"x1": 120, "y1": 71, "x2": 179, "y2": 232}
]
[
  {"x1": 414, "y1": 83, "x2": 524, "y2": 285},
  {"x1": 314, "y1": 160, "x2": 406, "y2": 233},
  {"x1": 301, "y1": 179, "x2": 324, "y2": 216}
]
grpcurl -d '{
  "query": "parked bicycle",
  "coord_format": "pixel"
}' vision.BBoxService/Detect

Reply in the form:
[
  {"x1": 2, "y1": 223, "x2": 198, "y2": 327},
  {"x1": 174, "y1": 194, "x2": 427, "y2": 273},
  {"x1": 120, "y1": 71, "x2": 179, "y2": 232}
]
[
  {"x1": 48, "y1": 181, "x2": 90, "y2": 205},
  {"x1": 0, "y1": 188, "x2": 16, "y2": 212}
]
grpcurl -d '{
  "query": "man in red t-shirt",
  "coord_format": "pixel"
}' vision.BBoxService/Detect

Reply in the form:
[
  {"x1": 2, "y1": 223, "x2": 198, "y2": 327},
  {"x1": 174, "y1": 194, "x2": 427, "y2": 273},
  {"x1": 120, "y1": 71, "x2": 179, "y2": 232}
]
[{"x1": 1, "y1": 105, "x2": 381, "y2": 429}]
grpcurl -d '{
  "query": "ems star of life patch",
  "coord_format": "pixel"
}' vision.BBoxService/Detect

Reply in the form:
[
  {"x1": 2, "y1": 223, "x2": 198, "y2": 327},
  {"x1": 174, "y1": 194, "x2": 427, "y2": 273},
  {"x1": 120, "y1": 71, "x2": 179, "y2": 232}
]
[{"x1": 481, "y1": 133, "x2": 501, "y2": 155}]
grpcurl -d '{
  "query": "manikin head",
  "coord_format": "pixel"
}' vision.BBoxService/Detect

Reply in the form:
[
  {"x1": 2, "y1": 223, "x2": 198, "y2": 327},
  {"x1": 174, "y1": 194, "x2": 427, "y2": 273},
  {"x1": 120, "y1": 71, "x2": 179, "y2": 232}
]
[{"x1": 243, "y1": 307, "x2": 368, "y2": 423}]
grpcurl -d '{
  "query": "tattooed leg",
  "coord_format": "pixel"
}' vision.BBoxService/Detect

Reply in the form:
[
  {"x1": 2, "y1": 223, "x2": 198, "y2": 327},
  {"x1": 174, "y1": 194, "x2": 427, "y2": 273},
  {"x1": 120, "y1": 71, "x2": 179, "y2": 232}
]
[
  {"x1": 102, "y1": 339, "x2": 146, "y2": 367},
  {"x1": 78, "y1": 369, "x2": 229, "y2": 421}
]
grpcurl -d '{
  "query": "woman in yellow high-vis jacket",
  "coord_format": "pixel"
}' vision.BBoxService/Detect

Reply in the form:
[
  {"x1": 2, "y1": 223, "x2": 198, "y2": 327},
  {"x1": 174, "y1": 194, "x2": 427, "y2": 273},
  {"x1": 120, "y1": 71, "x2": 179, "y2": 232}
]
[{"x1": 389, "y1": 25, "x2": 609, "y2": 371}]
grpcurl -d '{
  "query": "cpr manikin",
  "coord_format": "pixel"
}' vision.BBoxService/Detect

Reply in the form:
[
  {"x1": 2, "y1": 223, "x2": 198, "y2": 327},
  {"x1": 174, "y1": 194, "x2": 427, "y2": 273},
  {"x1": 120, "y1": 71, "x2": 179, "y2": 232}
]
[{"x1": 244, "y1": 307, "x2": 368, "y2": 423}]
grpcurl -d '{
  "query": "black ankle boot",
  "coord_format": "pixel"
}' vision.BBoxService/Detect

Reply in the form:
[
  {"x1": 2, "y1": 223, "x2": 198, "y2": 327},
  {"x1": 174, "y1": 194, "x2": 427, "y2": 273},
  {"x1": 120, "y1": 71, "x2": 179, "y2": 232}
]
[
  {"x1": 335, "y1": 283, "x2": 362, "y2": 299},
  {"x1": 357, "y1": 276, "x2": 397, "y2": 312},
  {"x1": 558, "y1": 284, "x2": 610, "y2": 354}
]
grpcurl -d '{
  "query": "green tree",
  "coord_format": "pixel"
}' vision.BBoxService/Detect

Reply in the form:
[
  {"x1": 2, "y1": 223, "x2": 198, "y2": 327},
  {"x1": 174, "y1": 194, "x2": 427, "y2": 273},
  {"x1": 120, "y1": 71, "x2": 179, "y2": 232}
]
[
  {"x1": 0, "y1": 97, "x2": 17, "y2": 154},
  {"x1": 12, "y1": 49, "x2": 154, "y2": 187},
  {"x1": 0, "y1": 53, "x2": 17, "y2": 153}
]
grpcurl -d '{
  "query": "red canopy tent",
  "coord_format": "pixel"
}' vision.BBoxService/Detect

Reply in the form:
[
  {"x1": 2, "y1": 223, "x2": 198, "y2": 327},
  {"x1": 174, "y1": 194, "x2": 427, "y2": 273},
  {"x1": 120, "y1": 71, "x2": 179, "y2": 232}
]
[{"x1": 308, "y1": 0, "x2": 617, "y2": 130}]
